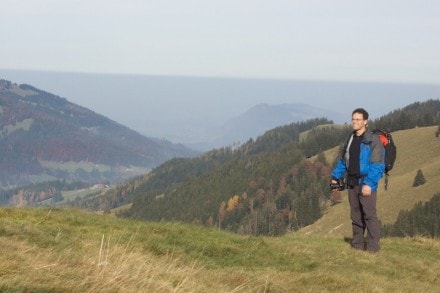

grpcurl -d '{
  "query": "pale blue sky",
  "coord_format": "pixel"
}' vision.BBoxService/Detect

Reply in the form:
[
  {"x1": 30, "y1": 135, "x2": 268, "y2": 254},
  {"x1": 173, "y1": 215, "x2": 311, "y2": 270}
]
[{"x1": 1, "y1": 0, "x2": 439, "y2": 84}]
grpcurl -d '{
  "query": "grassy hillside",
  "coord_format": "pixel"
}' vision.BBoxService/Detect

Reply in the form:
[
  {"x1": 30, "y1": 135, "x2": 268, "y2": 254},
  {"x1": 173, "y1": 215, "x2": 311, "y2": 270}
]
[
  {"x1": 301, "y1": 126, "x2": 440, "y2": 238},
  {"x1": 0, "y1": 207, "x2": 438, "y2": 292}
]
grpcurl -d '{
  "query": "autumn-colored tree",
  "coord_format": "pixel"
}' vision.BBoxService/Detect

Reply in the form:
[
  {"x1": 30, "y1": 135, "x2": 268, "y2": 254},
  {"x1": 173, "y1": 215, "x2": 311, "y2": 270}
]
[{"x1": 226, "y1": 195, "x2": 240, "y2": 212}]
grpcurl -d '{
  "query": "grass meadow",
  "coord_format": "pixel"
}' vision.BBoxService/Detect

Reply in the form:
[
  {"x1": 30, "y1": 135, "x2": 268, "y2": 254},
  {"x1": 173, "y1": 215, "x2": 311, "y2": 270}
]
[{"x1": 1, "y1": 207, "x2": 439, "y2": 292}]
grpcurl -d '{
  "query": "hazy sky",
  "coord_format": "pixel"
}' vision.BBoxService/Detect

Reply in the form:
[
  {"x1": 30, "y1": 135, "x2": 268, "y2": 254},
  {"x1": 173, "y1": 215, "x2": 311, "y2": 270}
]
[{"x1": 1, "y1": 0, "x2": 440, "y2": 84}]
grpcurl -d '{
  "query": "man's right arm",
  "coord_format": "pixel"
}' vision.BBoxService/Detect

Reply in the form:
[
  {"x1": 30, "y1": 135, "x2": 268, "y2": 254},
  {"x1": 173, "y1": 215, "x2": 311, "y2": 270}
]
[{"x1": 331, "y1": 159, "x2": 346, "y2": 181}]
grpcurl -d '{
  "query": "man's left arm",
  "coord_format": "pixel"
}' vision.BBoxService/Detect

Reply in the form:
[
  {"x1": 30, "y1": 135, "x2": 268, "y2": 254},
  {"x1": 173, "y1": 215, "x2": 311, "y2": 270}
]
[{"x1": 363, "y1": 135, "x2": 385, "y2": 195}]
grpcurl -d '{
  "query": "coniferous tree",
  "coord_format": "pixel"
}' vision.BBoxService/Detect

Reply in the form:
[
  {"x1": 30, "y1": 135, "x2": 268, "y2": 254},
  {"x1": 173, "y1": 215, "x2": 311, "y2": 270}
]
[
  {"x1": 412, "y1": 169, "x2": 426, "y2": 187},
  {"x1": 382, "y1": 193, "x2": 440, "y2": 238}
]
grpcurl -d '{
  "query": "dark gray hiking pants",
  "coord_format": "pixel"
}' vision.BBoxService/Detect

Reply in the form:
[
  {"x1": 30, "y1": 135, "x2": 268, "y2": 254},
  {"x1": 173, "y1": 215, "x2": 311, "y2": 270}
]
[{"x1": 348, "y1": 186, "x2": 380, "y2": 252}]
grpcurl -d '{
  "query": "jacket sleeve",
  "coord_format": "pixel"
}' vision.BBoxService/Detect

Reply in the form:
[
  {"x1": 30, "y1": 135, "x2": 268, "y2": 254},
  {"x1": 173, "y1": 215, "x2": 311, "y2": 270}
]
[
  {"x1": 331, "y1": 159, "x2": 346, "y2": 180},
  {"x1": 363, "y1": 134, "x2": 385, "y2": 190}
]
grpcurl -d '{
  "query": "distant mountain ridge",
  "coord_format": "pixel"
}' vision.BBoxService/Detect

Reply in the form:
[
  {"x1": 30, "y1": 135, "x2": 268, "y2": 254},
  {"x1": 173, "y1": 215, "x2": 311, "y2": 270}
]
[
  {"x1": 3, "y1": 69, "x2": 440, "y2": 151},
  {"x1": 197, "y1": 103, "x2": 345, "y2": 150},
  {"x1": 0, "y1": 79, "x2": 197, "y2": 188}
]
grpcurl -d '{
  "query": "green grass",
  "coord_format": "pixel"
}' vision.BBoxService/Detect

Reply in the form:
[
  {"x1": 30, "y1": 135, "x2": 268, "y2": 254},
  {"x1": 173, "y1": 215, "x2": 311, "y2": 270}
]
[
  {"x1": 299, "y1": 124, "x2": 345, "y2": 142},
  {"x1": 61, "y1": 188, "x2": 104, "y2": 202},
  {"x1": 9, "y1": 84, "x2": 38, "y2": 97},
  {"x1": 4, "y1": 118, "x2": 33, "y2": 135},
  {"x1": 1, "y1": 207, "x2": 439, "y2": 292},
  {"x1": 40, "y1": 160, "x2": 113, "y2": 173}
]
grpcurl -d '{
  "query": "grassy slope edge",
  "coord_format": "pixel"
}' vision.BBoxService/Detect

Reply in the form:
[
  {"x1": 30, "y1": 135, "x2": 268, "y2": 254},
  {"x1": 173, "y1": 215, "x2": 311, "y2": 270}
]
[{"x1": 1, "y1": 207, "x2": 439, "y2": 292}]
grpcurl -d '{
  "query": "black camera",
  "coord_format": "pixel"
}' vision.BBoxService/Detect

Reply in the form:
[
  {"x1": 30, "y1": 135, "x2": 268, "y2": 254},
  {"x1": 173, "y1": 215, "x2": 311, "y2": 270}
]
[{"x1": 330, "y1": 178, "x2": 346, "y2": 191}]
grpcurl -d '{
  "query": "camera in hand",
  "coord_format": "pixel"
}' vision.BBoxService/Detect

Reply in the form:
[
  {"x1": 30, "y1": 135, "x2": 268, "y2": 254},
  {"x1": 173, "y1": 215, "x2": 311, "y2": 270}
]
[{"x1": 330, "y1": 178, "x2": 346, "y2": 191}]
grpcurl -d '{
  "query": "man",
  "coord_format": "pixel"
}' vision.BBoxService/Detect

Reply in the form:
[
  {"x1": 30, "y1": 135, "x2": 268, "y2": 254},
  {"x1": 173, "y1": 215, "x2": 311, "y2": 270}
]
[{"x1": 331, "y1": 108, "x2": 385, "y2": 252}]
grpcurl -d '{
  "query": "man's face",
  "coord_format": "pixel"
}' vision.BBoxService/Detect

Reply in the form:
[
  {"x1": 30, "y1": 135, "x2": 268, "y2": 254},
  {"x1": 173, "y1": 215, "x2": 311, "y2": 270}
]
[{"x1": 351, "y1": 112, "x2": 367, "y2": 132}]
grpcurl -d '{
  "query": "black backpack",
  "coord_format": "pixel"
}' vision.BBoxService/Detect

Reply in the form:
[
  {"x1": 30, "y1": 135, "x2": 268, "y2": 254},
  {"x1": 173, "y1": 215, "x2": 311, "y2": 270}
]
[{"x1": 372, "y1": 129, "x2": 397, "y2": 190}]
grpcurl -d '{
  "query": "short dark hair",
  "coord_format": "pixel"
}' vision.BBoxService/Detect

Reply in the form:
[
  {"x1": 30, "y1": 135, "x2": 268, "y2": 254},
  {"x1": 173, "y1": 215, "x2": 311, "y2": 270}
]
[{"x1": 352, "y1": 108, "x2": 369, "y2": 120}]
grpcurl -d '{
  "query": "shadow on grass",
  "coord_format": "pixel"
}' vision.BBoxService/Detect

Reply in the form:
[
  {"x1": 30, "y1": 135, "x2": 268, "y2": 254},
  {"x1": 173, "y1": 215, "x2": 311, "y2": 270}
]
[{"x1": 344, "y1": 237, "x2": 373, "y2": 251}]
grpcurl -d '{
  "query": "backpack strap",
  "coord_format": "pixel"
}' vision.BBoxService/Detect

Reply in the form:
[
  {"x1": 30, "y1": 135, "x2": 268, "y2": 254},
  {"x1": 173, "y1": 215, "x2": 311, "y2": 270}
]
[{"x1": 384, "y1": 173, "x2": 389, "y2": 191}]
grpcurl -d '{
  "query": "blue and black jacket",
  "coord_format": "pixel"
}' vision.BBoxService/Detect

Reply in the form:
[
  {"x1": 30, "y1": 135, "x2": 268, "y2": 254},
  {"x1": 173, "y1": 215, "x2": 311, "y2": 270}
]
[{"x1": 331, "y1": 129, "x2": 385, "y2": 191}]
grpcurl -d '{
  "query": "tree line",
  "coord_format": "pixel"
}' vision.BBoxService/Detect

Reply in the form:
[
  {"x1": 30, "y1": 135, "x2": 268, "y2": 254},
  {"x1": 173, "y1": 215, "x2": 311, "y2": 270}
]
[
  {"x1": 0, "y1": 180, "x2": 89, "y2": 206},
  {"x1": 382, "y1": 193, "x2": 440, "y2": 238},
  {"x1": 122, "y1": 120, "x2": 349, "y2": 235}
]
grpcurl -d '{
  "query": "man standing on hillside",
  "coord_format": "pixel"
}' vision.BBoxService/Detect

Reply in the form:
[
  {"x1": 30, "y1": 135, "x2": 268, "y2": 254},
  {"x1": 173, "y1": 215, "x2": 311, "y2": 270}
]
[{"x1": 331, "y1": 108, "x2": 385, "y2": 252}]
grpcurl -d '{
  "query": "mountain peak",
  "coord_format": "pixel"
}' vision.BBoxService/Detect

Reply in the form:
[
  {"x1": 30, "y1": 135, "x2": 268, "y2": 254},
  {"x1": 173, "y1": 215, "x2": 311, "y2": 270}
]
[{"x1": 197, "y1": 103, "x2": 345, "y2": 150}]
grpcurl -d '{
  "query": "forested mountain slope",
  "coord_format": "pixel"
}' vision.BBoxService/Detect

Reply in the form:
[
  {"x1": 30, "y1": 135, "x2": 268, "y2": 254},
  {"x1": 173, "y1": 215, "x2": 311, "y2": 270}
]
[
  {"x1": 0, "y1": 79, "x2": 197, "y2": 189},
  {"x1": 77, "y1": 118, "x2": 348, "y2": 234},
  {"x1": 63, "y1": 99, "x2": 440, "y2": 236}
]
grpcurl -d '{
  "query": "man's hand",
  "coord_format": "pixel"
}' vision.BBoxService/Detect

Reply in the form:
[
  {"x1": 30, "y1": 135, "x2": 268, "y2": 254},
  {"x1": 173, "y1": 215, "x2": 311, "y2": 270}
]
[
  {"x1": 362, "y1": 185, "x2": 372, "y2": 197},
  {"x1": 330, "y1": 179, "x2": 338, "y2": 190}
]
